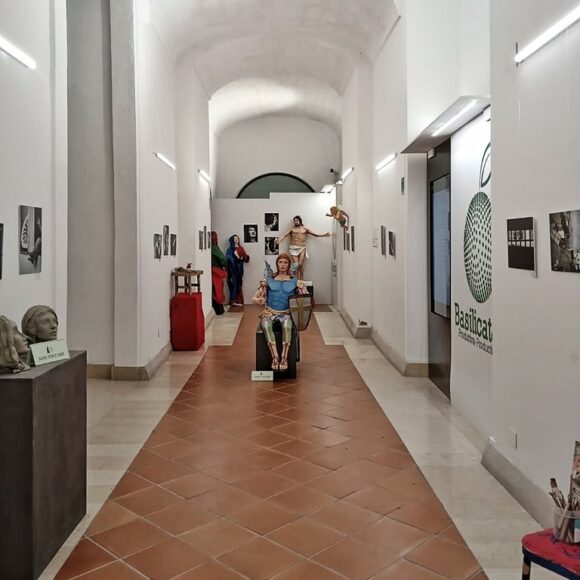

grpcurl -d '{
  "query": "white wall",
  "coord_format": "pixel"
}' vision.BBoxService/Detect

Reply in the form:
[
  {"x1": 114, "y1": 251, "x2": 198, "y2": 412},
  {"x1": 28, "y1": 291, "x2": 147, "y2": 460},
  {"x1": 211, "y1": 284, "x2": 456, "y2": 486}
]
[
  {"x1": 215, "y1": 117, "x2": 339, "y2": 198},
  {"x1": 175, "y1": 66, "x2": 212, "y2": 318},
  {"x1": 490, "y1": 0, "x2": 580, "y2": 488},
  {"x1": 211, "y1": 194, "x2": 334, "y2": 304},
  {"x1": 135, "y1": 0, "x2": 179, "y2": 366},
  {"x1": 0, "y1": 0, "x2": 68, "y2": 332},
  {"x1": 67, "y1": 0, "x2": 114, "y2": 364}
]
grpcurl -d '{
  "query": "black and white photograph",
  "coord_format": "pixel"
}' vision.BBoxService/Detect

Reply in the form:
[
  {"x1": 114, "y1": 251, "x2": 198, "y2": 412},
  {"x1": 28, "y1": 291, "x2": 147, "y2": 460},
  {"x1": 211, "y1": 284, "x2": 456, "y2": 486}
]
[
  {"x1": 244, "y1": 224, "x2": 258, "y2": 243},
  {"x1": 265, "y1": 213, "x2": 279, "y2": 232},
  {"x1": 154, "y1": 234, "x2": 162, "y2": 259},
  {"x1": 265, "y1": 236, "x2": 279, "y2": 255},
  {"x1": 345, "y1": 231, "x2": 350, "y2": 252},
  {"x1": 550, "y1": 210, "x2": 580, "y2": 273},
  {"x1": 19, "y1": 205, "x2": 42, "y2": 274},
  {"x1": 199, "y1": 230, "x2": 204, "y2": 250},
  {"x1": 380, "y1": 225, "x2": 387, "y2": 256},
  {"x1": 0, "y1": 223, "x2": 3, "y2": 279},
  {"x1": 206, "y1": 228, "x2": 211, "y2": 249},
  {"x1": 170, "y1": 234, "x2": 177, "y2": 256},
  {"x1": 350, "y1": 225, "x2": 355, "y2": 253},
  {"x1": 507, "y1": 217, "x2": 535, "y2": 270},
  {"x1": 388, "y1": 231, "x2": 396, "y2": 257},
  {"x1": 163, "y1": 225, "x2": 169, "y2": 255},
  {"x1": 203, "y1": 225, "x2": 208, "y2": 250}
]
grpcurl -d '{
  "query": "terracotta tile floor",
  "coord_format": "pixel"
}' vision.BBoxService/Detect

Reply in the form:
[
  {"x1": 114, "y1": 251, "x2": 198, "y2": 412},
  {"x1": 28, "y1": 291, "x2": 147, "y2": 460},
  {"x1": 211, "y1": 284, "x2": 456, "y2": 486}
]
[{"x1": 56, "y1": 307, "x2": 486, "y2": 579}]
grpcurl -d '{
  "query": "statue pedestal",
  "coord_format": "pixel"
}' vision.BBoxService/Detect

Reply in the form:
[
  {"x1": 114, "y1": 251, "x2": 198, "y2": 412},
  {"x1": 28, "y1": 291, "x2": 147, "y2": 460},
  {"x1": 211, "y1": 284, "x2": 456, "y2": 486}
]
[{"x1": 0, "y1": 351, "x2": 87, "y2": 580}]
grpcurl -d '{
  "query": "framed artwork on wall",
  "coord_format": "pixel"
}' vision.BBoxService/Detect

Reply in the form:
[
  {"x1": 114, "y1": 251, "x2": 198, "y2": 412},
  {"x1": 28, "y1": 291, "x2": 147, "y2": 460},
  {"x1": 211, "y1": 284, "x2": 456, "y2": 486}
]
[
  {"x1": 350, "y1": 225, "x2": 355, "y2": 253},
  {"x1": 550, "y1": 210, "x2": 580, "y2": 273},
  {"x1": 244, "y1": 224, "x2": 258, "y2": 243},
  {"x1": 380, "y1": 226, "x2": 386, "y2": 256},
  {"x1": 507, "y1": 217, "x2": 535, "y2": 271},
  {"x1": 345, "y1": 231, "x2": 350, "y2": 252},
  {"x1": 199, "y1": 230, "x2": 204, "y2": 250},
  {"x1": 170, "y1": 234, "x2": 177, "y2": 256},
  {"x1": 206, "y1": 228, "x2": 211, "y2": 249},
  {"x1": 265, "y1": 213, "x2": 279, "y2": 232},
  {"x1": 163, "y1": 225, "x2": 169, "y2": 256},
  {"x1": 154, "y1": 234, "x2": 162, "y2": 259},
  {"x1": 18, "y1": 205, "x2": 42, "y2": 274},
  {"x1": 388, "y1": 231, "x2": 396, "y2": 257},
  {"x1": 203, "y1": 225, "x2": 208, "y2": 250},
  {"x1": 265, "y1": 236, "x2": 279, "y2": 255}
]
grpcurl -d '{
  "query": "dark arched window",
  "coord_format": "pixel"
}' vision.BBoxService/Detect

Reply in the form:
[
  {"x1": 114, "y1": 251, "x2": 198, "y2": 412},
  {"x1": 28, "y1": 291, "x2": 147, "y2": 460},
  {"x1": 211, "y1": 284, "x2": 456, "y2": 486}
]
[{"x1": 237, "y1": 172, "x2": 315, "y2": 199}]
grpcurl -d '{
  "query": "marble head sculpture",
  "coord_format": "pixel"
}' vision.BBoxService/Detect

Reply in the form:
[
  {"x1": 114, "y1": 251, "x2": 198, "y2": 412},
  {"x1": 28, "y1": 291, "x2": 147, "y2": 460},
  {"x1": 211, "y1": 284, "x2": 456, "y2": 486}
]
[
  {"x1": 0, "y1": 315, "x2": 30, "y2": 374},
  {"x1": 21, "y1": 305, "x2": 59, "y2": 343}
]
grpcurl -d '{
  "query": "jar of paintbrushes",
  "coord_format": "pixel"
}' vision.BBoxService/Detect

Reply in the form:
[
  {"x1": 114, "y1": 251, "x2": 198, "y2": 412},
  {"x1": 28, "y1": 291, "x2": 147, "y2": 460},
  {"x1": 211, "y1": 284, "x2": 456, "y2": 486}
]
[{"x1": 549, "y1": 441, "x2": 580, "y2": 544}]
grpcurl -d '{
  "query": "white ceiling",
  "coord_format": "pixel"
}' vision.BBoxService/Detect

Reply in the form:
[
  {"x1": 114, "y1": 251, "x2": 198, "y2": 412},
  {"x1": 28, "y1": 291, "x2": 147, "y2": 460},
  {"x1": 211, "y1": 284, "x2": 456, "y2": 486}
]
[{"x1": 149, "y1": 0, "x2": 398, "y2": 134}]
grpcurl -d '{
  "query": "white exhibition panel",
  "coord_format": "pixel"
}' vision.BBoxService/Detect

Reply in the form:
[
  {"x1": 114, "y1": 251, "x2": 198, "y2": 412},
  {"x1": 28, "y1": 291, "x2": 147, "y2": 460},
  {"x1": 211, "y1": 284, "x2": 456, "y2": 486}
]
[
  {"x1": 450, "y1": 113, "x2": 492, "y2": 437},
  {"x1": 211, "y1": 193, "x2": 334, "y2": 304}
]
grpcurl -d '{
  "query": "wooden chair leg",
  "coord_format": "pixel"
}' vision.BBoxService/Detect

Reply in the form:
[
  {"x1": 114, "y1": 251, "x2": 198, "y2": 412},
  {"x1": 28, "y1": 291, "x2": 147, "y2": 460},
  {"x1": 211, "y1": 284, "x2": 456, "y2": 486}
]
[{"x1": 522, "y1": 555, "x2": 531, "y2": 580}]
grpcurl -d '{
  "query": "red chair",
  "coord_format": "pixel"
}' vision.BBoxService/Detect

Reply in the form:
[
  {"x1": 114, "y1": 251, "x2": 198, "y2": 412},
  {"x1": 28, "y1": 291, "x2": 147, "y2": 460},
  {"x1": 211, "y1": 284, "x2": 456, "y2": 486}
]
[{"x1": 522, "y1": 530, "x2": 580, "y2": 579}]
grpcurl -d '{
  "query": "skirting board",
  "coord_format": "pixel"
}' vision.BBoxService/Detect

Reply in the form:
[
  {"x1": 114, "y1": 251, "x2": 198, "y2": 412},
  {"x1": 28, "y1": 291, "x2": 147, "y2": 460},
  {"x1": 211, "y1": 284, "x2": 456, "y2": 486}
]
[
  {"x1": 371, "y1": 328, "x2": 429, "y2": 377},
  {"x1": 482, "y1": 438, "x2": 553, "y2": 528},
  {"x1": 338, "y1": 308, "x2": 372, "y2": 339}
]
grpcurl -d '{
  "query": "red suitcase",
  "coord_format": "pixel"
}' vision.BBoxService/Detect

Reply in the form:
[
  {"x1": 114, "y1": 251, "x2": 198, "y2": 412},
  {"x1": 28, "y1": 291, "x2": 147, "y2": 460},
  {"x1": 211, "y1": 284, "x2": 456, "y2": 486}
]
[{"x1": 170, "y1": 292, "x2": 205, "y2": 350}]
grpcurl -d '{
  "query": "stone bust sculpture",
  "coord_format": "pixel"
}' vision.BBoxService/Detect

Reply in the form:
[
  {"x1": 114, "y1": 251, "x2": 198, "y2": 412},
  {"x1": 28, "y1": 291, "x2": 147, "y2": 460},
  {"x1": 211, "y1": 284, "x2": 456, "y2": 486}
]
[
  {"x1": 21, "y1": 305, "x2": 58, "y2": 343},
  {"x1": 0, "y1": 315, "x2": 30, "y2": 374}
]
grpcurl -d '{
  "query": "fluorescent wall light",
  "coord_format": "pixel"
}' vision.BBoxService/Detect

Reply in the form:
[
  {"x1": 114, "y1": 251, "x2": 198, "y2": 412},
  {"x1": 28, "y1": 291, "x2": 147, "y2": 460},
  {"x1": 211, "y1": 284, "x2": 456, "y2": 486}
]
[
  {"x1": 153, "y1": 152, "x2": 176, "y2": 170},
  {"x1": 375, "y1": 153, "x2": 397, "y2": 173},
  {"x1": 0, "y1": 33, "x2": 37, "y2": 69},
  {"x1": 515, "y1": 4, "x2": 580, "y2": 64},
  {"x1": 432, "y1": 100, "x2": 476, "y2": 137},
  {"x1": 198, "y1": 169, "x2": 211, "y2": 185},
  {"x1": 341, "y1": 167, "x2": 354, "y2": 181}
]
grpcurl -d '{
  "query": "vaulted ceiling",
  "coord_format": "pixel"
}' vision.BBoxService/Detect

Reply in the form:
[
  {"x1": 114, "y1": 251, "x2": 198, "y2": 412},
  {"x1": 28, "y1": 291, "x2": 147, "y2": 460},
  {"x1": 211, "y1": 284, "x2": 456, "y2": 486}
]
[{"x1": 150, "y1": 0, "x2": 398, "y2": 134}]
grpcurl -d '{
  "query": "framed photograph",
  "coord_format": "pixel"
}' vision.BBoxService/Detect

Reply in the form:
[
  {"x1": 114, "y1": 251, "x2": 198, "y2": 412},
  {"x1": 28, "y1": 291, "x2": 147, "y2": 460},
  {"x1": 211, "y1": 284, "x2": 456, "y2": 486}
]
[
  {"x1": 0, "y1": 223, "x2": 3, "y2": 279},
  {"x1": 163, "y1": 225, "x2": 169, "y2": 256},
  {"x1": 507, "y1": 217, "x2": 535, "y2": 270},
  {"x1": 199, "y1": 230, "x2": 204, "y2": 250},
  {"x1": 244, "y1": 224, "x2": 258, "y2": 243},
  {"x1": 550, "y1": 210, "x2": 580, "y2": 273},
  {"x1": 265, "y1": 236, "x2": 279, "y2": 256},
  {"x1": 265, "y1": 213, "x2": 279, "y2": 232},
  {"x1": 203, "y1": 225, "x2": 208, "y2": 250},
  {"x1": 19, "y1": 205, "x2": 42, "y2": 274},
  {"x1": 380, "y1": 225, "x2": 387, "y2": 256},
  {"x1": 350, "y1": 225, "x2": 355, "y2": 253},
  {"x1": 154, "y1": 234, "x2": 162, "y2": 259},
  {"x1": 206, "y1": 229, "x2": 211, "y2": 249},
  {"x1": 345, "y1": 231, "x2": 350, "y2": 252},
  {"x1": 170, "y1": 234, "x2": 177, "y2": 256},
  {"x1": 388, "y1": 231, "x2": 396, "y2": 257}
]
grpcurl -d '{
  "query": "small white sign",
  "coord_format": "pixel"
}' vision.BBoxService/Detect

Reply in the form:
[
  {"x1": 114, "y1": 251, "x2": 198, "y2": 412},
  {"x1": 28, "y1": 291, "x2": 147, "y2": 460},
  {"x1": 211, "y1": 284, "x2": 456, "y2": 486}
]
[
  {"x1": 251, "y1": 370, "x2": 274, "y2": 381},
  {"x1": 29, "y1": 339, "x2": 70, "y2": 367}
]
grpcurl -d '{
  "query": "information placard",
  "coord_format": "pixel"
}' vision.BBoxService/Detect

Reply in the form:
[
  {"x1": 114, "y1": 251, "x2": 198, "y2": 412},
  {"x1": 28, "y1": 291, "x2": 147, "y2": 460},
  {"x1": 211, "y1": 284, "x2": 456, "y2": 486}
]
[{"x1": 29, "y1": 339, "x2": 70, "y2": 367}]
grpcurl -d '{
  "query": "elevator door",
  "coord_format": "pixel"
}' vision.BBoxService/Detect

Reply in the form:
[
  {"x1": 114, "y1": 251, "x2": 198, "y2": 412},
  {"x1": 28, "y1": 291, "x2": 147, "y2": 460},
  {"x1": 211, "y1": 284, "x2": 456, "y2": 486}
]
[{"x1": 427, "y1": 140, "x2": 451, "y2": 398}]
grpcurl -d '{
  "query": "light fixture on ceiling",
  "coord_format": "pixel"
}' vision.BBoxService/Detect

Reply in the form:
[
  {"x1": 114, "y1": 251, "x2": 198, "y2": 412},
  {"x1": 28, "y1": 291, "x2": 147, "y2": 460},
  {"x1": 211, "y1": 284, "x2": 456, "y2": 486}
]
[
  {"x1": 198, "y1": 169, "x2": 211, "y2": 185},
  {"x1": 0, "y1": 33, "x2": 37, "y2": 69},
  {"x1": 375, "y1": 153, "x2": 397, "y2": 173},
  {"x1": 515, "y1": 4, "x2": 580, "y2": 64},
  {"x1": 153, "y1": 151, "x2": 176, "y2": 170},
  {"x1": 432, "y1": 100, "x2": 477, "y2": 137}
]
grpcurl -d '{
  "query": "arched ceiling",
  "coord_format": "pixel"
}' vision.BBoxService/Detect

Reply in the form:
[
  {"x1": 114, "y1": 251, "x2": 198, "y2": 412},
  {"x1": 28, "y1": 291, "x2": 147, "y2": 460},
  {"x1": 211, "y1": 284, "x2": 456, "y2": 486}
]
[{"x1": 149, "y1": 0, "x2": 398, "y2": 134}]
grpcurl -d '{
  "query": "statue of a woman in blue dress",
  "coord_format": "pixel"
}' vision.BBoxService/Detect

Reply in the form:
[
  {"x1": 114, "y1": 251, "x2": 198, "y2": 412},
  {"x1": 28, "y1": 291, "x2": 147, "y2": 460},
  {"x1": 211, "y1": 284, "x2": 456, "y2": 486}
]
[{"x1": 252, "y1": 253, "x2": 305, "y2": 371}]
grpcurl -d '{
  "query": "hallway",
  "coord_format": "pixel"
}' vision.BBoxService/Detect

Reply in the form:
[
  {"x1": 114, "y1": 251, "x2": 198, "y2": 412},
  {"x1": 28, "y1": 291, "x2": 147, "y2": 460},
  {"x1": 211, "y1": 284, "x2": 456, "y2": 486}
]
[{"x1": 52, "y1": 308, "x2": 487, "y2": 580}]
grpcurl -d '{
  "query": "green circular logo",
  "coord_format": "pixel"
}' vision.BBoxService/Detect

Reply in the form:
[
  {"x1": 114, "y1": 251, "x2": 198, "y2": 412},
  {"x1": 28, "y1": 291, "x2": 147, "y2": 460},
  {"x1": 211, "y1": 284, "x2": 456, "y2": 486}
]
[{"x1": 464, "y1": 191, "x2": 492, "y2": 303}]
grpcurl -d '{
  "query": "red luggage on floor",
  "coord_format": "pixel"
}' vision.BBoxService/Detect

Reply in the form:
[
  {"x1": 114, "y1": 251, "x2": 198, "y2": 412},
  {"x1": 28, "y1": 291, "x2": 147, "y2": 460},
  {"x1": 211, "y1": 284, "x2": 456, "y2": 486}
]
[{"x1": 170, "y1": 292, "x2": 205, "y2": 350}]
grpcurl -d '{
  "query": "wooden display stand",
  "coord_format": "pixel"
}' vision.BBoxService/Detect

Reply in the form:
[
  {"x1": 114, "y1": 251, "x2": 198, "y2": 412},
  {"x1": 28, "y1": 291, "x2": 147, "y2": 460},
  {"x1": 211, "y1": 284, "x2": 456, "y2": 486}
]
[
  {"x1": 171, "y1": 269, "x2": 203, "y2": 295},
  {"x1": 0, "y1": 351, "x2": 87, "y2": 580}
]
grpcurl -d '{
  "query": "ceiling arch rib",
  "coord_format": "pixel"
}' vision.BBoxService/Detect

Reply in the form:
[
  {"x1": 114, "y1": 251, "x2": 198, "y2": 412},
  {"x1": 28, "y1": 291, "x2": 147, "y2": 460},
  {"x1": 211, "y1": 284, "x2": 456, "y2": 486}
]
[
  {"x1": 209, "y1": 76, "x2": 342, "y2": 136},
  {"x1": 182, "y1": 34, "x2": 355, "y2": 96}
]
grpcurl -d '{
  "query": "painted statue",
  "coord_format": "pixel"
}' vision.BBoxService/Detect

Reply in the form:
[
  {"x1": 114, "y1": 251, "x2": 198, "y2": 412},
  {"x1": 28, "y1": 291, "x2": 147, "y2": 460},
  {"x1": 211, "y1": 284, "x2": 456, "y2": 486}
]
[
  {"x1": 326, "y1": 205, "x2": 349, "y2": 229},
  {"x1": 21, "y1": 305, "x2": 58, "y2": 343},
  {"x1": 211, "y1": 231, "x2": 227, "y2": 315},
  {"x1": 226, "y1": 234, "x2": 250, "y2": 306},
  {"x1": 0, "y1": 315, "x2": 30, "y2": 374},
  {"x1": 277, "y1": 215, "x2": 330, "y2": 279},
  {"x1": 252, "y1": 253, "x2": 306, "y2": 371}
]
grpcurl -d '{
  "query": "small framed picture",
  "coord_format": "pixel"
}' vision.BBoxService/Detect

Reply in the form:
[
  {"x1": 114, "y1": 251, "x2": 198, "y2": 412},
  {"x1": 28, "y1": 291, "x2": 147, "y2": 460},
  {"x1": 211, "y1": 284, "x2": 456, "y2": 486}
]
[
  {"x1": 345, "y1": 231, "x2": 351, "y2": 252},
  {"x1": 244, "y1": 224, "x2": 258, "y2": 243},
  {"x1": 170, "y1": 234, "x2": 177, "y2": 256},
  {"x1": 203, "y1": 226, "x2": 208, "y2": 250},
  {"x1": 265, "y1": 236, "x2": 279, "y2": 255},
  {"x1": 199, "y1": 230, "x2": 204, "y2": 250},
  {"x1": 206, "y1": 229, "x2": 211, "y2": 249},
  {"x1": 380, "y1": 226, "x2": 387, "y2": 256},
  {"x1": 163, "y1": 225, "x2": 169, "y2": 256},
  {"x1": 265, "y1": 213, "x2": 279, "y2": 232},
  {"x1": 388, "y1": 231, "x2": 396, "y2": 257},
  {"x1": 350, "y1": 225, "x2": 355, "y2": 253},
  {"x1": 154, "y1": 234, "x2": 162, "y2": 259}
]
